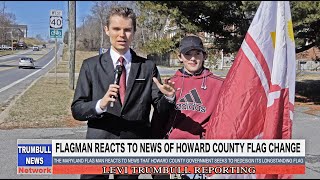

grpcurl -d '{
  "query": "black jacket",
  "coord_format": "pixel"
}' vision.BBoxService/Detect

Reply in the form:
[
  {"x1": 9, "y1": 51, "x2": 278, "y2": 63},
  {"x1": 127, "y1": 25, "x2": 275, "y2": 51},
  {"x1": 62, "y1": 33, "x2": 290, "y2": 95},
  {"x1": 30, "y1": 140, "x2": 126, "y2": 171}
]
[{"x1": 71, "y1": 49, "x2": 174, "y2": 139}]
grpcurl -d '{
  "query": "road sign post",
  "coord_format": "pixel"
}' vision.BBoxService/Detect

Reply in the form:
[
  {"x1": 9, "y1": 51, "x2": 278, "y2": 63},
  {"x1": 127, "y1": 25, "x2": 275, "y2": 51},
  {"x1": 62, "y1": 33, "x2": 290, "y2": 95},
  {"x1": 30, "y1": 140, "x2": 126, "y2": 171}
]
[{"x1": 50, "y1": 9, "x2": 63, "y2": 84}]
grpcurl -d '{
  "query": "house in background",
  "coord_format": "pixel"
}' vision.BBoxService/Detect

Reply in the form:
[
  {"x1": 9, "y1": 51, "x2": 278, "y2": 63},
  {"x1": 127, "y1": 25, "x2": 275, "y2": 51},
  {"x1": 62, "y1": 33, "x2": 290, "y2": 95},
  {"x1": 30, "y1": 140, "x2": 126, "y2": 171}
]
[
  {"x1": 296, "y1": 47, "x2": 320, "y2": 71},
  {"x1": 0, "y1": 24, "x2": 28, "y2": 45},
  {"x1": 13, "y1": 25, "x2": 28, "y2": 38}
]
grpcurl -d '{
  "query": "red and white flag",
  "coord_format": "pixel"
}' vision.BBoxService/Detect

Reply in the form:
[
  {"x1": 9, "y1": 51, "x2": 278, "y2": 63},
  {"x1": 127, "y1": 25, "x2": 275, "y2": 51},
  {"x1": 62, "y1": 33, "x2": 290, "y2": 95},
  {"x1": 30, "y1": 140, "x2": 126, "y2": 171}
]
[{"x1": 206, "y1": 1, "x2": 296, "y2": 178}]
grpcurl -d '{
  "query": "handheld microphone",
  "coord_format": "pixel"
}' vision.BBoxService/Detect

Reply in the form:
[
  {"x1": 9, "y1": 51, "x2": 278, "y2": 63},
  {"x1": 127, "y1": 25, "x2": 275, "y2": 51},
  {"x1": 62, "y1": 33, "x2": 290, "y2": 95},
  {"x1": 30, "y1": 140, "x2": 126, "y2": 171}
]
[{"x1": 110, "y1": 65, "x2": 122, "y2": 107}]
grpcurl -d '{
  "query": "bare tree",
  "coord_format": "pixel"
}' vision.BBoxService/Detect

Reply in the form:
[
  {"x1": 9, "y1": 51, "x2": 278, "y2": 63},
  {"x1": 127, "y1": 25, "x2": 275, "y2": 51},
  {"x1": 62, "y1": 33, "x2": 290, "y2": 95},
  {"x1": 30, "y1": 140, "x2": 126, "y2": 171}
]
[
  {"x1": 76, "y1": 1, "x2": 141, "y2": 51},
  {"x1": 35, "y1": 34, "x2": 43, "y2": 42},
  {"x1": 1, "y1": 1, "x2": 6, "y2": 14},
  {"x1": 76, "y1": 15, "x2": 99, "y2": 50},
  {"x1": 91, "y1": 1, "x2": 109, "y2": 48},
  {"x1": 0, "y1": 2, "x2": 16, "y2": 44}
]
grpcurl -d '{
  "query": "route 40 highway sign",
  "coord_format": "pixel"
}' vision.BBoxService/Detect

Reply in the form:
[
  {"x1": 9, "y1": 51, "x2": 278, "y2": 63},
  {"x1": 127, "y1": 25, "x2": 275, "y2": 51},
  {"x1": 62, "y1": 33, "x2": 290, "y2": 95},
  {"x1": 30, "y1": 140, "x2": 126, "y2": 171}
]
[
  {"x1": 50, "y1": 9, "x2": 63, "y2": 39},
  {"x1": 50, "y1": 16, "x2": 63, "y2": 29}
]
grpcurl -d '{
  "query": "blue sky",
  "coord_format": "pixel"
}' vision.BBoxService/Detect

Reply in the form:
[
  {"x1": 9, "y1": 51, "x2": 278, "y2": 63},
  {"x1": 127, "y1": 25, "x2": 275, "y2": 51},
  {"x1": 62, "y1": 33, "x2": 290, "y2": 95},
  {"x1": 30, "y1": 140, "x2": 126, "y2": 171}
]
[{"x1": 5, "y1": 1, "x2": 94, "y2": 40}]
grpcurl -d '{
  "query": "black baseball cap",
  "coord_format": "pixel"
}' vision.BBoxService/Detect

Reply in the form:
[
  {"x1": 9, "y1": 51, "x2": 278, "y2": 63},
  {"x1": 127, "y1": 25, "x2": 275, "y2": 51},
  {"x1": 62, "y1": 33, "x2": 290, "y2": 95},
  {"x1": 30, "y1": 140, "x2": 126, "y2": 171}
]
[{"x1": 179, "y1": 36, "x2": 206, "y2": 54}]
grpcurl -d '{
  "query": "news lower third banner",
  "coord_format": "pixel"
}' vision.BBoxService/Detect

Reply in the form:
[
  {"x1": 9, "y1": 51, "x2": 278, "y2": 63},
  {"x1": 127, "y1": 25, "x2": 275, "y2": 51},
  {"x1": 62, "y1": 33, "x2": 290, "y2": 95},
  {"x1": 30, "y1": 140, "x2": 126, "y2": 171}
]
[{"x1": 17, "y1": 139, "x2": 305, "y2": 175}]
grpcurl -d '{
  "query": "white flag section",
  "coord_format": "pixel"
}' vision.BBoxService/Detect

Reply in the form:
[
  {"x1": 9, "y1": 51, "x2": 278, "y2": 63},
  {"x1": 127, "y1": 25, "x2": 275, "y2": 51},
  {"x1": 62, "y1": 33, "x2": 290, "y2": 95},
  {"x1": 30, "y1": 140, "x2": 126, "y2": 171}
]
[
  {"x1": 263, "y1": 1, "x2": 296, "y2": 140},
  {"x1": 206, "y1": 1, "x2": 296, "y2": 179}
]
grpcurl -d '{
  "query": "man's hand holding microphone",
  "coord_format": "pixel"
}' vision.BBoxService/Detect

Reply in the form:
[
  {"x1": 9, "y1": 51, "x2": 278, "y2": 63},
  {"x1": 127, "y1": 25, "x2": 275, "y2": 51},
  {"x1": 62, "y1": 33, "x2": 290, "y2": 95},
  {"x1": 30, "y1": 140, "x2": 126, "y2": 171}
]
[{"x1": 99, "y1": 65, "x2": 122, "y2": 110}]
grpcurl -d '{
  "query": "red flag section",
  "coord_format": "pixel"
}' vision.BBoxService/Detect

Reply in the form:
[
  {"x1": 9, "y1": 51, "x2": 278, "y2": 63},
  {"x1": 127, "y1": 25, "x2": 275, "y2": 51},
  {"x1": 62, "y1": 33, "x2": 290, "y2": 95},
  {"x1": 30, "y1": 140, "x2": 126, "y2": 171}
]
[
  {"x1": 205, "y1": 34, "x2": 269, "y2": 139},
  {"x1": 206, "y1": 1, "x2": 296, "y2": 178}
]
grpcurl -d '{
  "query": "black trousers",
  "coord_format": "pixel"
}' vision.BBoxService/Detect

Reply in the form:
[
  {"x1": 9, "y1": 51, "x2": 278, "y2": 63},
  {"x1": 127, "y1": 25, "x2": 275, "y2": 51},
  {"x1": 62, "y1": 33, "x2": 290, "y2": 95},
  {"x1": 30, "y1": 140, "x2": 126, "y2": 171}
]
[{"x1": 152, "y1": 174, "x2": 170, "y2": 179}]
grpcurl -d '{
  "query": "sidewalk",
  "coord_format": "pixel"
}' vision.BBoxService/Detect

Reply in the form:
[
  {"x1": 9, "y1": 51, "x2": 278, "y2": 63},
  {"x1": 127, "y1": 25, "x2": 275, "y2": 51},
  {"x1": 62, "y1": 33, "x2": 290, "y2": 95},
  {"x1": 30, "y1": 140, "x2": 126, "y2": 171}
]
[{"x1": 293, "y1": 106, "x2": 320, "y2": 179}]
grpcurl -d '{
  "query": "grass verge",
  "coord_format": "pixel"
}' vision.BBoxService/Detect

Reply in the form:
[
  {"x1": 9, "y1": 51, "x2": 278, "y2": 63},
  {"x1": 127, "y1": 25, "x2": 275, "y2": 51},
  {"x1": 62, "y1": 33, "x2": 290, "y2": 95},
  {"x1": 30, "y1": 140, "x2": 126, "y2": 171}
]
[
  {"x1": 0, "y1": 50, "x2": 17, "y2": 56},
  {"x1": 0, "y1": 77, "x2": 84, "y2": 129},
  {"x1": 50, "y1": 45, "x2": 98, "y2": 73}
]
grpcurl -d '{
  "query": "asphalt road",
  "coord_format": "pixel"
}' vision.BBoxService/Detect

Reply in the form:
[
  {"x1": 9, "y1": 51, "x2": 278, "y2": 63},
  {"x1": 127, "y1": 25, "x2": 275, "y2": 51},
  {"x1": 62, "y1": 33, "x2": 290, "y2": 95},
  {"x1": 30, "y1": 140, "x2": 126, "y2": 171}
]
[{"x1": 0, "y1": 44, "x2": 62, "y2": 109}]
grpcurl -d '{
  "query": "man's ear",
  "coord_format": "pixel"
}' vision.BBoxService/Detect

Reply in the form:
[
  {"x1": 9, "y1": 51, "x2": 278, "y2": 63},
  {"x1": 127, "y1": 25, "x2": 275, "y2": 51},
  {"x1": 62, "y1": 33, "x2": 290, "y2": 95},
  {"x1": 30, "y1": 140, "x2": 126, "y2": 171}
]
[
  {"x1": 104, "y1": 26, "x2": 109, "y2": 36},
  {"x1": 177, "y1": 53, "x2": 183, "y2": 63}
]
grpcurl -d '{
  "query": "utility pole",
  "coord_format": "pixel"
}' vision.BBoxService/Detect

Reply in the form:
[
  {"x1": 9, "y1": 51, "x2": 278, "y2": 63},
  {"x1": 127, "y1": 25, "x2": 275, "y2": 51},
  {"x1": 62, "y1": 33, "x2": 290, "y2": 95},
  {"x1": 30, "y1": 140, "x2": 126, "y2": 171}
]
[
  {"x1": 10, "y1": 31, "x2": 13, "y2": 51},
  {"x1": 2, "y1": 1, "x2": 6, "y2": 14},
  {"x1": 68, "y1": 1, "x2": 76, "y2": 90},
  {"x1": 55, "y1": 35, "x2": 57, "y2": 84},
  {"x1": 220, "y1": 49, "x2": 224, "y2": 70}
]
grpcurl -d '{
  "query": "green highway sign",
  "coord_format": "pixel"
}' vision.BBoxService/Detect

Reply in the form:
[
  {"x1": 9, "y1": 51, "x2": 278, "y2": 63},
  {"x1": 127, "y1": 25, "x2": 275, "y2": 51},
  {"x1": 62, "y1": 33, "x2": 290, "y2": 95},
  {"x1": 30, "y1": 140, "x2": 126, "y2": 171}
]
[{"x1": 50, "y1": 29, "x2": 62, "y2": 38}]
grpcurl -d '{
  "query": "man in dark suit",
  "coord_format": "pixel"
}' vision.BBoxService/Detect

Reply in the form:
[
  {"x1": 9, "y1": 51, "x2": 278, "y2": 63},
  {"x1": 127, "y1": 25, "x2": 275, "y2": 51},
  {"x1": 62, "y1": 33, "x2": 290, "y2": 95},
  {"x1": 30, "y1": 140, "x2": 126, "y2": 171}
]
[{"x1": 71, "y1": 6, "x2": 175, "y2": 179}]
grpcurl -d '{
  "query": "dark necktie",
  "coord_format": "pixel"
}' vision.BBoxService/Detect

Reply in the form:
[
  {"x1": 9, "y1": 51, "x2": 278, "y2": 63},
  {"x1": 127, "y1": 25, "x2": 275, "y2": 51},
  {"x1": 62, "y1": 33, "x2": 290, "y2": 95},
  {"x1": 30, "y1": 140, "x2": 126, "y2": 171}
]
[{"x1": 118, "y1": 56, "x2": 126, "y2": 105}]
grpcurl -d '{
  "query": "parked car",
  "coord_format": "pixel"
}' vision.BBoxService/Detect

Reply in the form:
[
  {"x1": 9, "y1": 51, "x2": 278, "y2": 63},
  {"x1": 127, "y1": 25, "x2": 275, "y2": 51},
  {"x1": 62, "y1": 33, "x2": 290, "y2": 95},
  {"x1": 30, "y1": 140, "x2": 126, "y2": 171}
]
[
  {"x1": 0, "y1": 44, "x2": 13, "y2": 50},
  {"x1": 32, "y1": 45, "x2": 40, "y2": 51},
  {"x1": 19, "y1": 57, "x2": 35, "y2": 69},
  {"x1": 17, "y1": 42, "x2": 28, "y2": 49}
]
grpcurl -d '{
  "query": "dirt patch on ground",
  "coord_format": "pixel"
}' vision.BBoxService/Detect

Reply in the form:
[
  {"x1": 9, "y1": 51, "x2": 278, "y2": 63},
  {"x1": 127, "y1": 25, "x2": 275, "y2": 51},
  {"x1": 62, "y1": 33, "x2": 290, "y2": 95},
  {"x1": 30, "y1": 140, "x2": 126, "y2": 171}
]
[
  {"x1": 295, "y1": 102, "x2": 320, "y2": 116},
  {"x1": 64, "y1": 116, "x2": 87, "y2": 127},
  {"x1": 0, "y1": 115, "x2": 86, "y2": 130}
]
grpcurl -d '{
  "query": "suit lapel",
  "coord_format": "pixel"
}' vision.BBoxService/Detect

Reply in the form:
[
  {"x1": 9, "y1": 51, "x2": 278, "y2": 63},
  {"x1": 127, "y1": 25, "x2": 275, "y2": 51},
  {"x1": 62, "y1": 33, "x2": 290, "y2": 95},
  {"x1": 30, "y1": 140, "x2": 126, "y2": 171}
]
[
  {"x1": 101, "y1": 49, "x2": 123, "y2": 112},
  {"x1": 100, "y1": 49, "x2": 115, "y2": 88},
  {"x1": 123, "y1": 50, "x2": 141, "y2": 106}
]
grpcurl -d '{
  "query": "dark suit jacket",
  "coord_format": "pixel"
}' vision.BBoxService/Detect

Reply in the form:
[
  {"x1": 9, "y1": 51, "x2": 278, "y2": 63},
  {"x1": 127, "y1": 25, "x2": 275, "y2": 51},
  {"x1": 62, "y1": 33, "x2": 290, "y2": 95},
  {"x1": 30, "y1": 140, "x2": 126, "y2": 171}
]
[{"x1": 71, "y1": 49, "x2": 173, "y2": 139}]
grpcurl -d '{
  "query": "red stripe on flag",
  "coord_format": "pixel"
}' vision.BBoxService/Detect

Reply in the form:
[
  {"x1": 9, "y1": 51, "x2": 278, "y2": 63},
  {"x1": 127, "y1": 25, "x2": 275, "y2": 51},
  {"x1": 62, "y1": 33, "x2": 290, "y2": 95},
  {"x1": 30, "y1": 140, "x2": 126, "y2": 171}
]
[
  {"x1": 263, "y1": 88, "x2": 292, "y2": 139},
  {"x1": 245, "y1": 33, "x2": 271, "y2": 86},
  {"x1": 289, "y1": 102, "x2": 294, "y2": 111},
  {"x1": 205, "y1": 48, "x2": 267, "y2": 139},
  {"x1": 269, "y1": 84, "x2": 282, "y2": 92}
]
